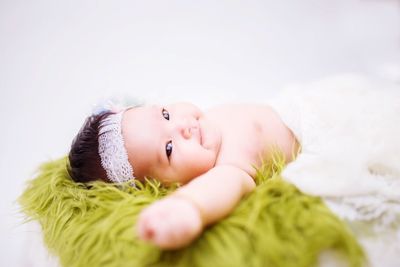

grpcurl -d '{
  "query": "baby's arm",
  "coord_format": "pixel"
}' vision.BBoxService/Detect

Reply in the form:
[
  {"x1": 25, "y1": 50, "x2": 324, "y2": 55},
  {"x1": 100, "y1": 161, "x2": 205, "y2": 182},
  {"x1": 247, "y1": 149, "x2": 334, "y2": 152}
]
[{"x1": 136, "y1": 165, "x2": 255, "y2": 249}]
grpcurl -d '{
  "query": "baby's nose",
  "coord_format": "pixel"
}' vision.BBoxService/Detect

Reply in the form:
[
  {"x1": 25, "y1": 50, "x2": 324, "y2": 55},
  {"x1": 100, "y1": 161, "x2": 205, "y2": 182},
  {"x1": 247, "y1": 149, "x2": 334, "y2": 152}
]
[
  {"x1": 176, "y1": 118, "x2": 196, "y2": 139},
  {"x1": 181, "y1": 127, "x2": 192, "y2": 139}
]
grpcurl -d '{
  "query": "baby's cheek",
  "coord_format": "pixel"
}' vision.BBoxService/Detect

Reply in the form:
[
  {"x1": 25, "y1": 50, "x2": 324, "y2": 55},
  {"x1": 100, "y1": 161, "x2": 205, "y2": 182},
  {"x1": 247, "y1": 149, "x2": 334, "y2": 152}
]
[
  {"x1": 172, "y1": 144, "x2": 213, "y2": 183},
  {"x1": 191, "y1": 148, "x2": 215, "y2": 173}
]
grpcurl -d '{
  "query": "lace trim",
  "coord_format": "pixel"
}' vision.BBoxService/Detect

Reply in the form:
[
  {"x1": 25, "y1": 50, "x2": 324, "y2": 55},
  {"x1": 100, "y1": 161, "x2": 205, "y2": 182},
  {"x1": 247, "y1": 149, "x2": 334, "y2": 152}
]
[{"x1": 98, "y1": 111, "x2": 134, "y2": 183}]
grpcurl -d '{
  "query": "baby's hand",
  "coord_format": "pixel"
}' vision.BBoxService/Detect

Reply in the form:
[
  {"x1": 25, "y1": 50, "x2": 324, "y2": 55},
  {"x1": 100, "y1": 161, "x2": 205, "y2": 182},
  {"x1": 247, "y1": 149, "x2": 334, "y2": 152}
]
[{"x1": 136, "y1": 196, "x2": 203, "y2": 249}]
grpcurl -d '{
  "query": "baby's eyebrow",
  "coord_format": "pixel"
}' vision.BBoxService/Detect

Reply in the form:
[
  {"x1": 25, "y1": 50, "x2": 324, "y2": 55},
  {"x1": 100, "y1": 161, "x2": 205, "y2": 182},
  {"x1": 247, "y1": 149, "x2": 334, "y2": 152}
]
[{"x1": 151, "y1": 105, "x2": 168, "y2": 167}]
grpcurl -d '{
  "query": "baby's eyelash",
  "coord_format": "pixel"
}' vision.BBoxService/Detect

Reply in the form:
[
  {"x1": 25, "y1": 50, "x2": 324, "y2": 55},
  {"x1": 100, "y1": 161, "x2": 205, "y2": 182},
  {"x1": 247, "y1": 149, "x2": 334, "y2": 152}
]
[
  {"x1": 166, "y1": 141, "x2": 173, "y2": 159},
  {"x1": 162, "y1": 108, "x2": 170, "y2": 120}
]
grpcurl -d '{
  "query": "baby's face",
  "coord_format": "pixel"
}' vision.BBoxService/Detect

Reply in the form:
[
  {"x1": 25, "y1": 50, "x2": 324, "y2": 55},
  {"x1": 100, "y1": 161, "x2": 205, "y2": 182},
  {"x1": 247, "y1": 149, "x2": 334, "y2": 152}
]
[{"x1": 121, "y1": 103, "x2": 222, "y2": 184}]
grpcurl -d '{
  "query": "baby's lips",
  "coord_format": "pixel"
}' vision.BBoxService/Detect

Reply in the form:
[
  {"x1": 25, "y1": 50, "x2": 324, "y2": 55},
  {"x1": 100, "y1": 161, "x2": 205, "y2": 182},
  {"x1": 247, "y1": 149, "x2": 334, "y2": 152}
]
[{"x1": 196, "y1": 119, "x2": 203, "y2": 145}]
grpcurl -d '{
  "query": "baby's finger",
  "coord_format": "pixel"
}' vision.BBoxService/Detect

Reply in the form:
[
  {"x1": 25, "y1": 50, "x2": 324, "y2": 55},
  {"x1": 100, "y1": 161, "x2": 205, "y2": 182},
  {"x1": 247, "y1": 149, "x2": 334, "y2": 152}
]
[
  {"x1": 136, "y1": 212, "x2": 157, "y2": 241},
  {"x1": 152, "y1": 218, "x2": 176, "y2": 247}
]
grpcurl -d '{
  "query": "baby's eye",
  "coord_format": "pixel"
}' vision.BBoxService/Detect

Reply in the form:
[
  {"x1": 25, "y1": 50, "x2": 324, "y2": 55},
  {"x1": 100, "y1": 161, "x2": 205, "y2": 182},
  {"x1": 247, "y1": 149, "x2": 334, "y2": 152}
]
[
  {"x1": 166, "y1": 141, "x2": 173, "y2": 159},
  {"x1": 162, "y1": 108, "x2": 170, "y2": 120}
]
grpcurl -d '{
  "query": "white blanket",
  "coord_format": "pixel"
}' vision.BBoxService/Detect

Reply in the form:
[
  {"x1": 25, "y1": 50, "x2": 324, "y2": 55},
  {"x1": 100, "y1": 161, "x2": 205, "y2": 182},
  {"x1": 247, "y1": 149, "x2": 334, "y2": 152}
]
[{"x1": 269, "y1": 75, "x2": 400, "y2": 267}]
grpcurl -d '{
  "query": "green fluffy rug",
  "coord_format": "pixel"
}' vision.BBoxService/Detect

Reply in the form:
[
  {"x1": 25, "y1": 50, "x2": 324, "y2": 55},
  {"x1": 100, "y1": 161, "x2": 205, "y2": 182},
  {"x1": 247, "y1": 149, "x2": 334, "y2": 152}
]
[{"x1": 19, "y1": 157, "x2": 364, "y2": 267}]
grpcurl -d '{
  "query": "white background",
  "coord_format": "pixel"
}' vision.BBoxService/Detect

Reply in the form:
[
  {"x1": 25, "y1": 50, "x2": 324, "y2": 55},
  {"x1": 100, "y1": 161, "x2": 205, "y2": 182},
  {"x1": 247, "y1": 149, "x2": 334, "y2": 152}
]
[{"x1": 0, "y1": 0, "x2": 399, "y2": 266}]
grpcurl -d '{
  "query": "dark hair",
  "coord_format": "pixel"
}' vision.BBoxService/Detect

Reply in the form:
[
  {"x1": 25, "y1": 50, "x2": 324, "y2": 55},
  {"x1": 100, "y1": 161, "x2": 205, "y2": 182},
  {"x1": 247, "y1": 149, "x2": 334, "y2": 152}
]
[{"x1": 67, "y1": 112, "x2": 114, "y2": 183}]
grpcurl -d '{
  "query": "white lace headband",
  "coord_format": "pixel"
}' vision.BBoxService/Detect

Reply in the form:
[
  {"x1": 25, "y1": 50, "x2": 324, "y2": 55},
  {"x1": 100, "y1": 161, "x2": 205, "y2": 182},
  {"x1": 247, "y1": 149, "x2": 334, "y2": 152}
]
[{"x1": 98, "y1": 111, "x2": 134, "y2": 183}]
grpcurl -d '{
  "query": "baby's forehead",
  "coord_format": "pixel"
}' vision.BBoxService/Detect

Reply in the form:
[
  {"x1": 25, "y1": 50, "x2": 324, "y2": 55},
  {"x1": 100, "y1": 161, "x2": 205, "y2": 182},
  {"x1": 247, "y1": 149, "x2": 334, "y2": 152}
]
[
  {"x1": 122, "y1": 107, "x2": 163, "y2": 178},
  {"x1": 122, "y1": 107, "x2": 158, "y2": 133}
]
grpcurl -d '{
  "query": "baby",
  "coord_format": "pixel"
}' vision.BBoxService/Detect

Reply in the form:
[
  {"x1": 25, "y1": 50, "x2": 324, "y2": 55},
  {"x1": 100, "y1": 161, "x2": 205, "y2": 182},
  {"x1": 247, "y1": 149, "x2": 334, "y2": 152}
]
[
  {"x1": 68, "y1": 76, "x2": 400, "y2": 260},
  {"x1": 68, "y1": 102, "x2": 299, "y2": 249}
]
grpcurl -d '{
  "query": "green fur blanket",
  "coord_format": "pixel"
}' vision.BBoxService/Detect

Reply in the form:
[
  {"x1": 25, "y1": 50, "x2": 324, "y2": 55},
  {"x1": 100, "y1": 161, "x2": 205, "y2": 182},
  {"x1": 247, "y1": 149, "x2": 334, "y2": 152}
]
[{"x1": 19, "y1": 157, "x2": 364, "y2": 267}]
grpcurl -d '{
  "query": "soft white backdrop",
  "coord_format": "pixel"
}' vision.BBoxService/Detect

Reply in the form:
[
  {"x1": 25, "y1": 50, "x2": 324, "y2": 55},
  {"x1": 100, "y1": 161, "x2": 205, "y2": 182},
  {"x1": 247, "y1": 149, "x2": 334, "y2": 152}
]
[{"x1": 0, "y1": 0, "x2": 399, "y2": 266}]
